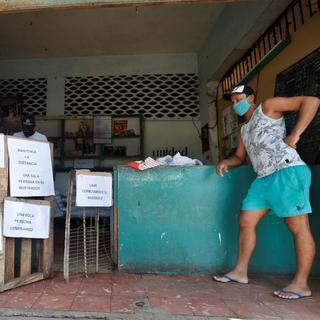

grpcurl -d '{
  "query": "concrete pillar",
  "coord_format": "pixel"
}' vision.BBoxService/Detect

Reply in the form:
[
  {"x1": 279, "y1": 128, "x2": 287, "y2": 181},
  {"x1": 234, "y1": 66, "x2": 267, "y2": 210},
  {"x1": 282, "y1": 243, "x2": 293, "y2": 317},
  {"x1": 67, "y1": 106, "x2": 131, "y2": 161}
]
[{"x1": 207, "y1": 80, "x2": 219, "y2": 164}]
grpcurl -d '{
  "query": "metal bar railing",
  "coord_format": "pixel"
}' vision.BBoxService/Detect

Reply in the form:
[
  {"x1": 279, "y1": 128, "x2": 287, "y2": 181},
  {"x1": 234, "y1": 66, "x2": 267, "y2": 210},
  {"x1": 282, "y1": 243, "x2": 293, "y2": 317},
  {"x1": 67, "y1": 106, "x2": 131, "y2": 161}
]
[{"x1": 221, "y1": 0, "x2": 319, "y2": 93}]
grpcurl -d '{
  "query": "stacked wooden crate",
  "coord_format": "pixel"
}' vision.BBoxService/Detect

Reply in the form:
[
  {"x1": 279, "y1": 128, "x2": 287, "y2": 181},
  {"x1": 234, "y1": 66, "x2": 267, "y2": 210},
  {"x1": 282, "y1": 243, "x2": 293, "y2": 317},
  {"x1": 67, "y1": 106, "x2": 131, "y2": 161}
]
[{"x1": 0, "y1": 136, "x2": 54, "y2": 292}]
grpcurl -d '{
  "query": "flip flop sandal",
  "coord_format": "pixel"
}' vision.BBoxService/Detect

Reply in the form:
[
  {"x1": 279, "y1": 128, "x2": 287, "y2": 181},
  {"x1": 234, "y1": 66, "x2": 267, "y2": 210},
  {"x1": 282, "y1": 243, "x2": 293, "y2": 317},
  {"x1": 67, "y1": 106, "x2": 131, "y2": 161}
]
[
  {"x1": 213, "y1": 274, "x2": 248, "y2": 284},
  {"x1": 274, "y1": 289, "x2": 312, "y2": 300}
]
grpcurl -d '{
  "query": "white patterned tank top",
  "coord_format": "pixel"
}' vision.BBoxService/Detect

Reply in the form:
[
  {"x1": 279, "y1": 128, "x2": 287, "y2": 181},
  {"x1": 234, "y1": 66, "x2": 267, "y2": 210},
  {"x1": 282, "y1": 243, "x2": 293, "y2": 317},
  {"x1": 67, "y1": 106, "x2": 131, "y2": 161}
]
[{"x1": 241, "y1": 104, "x2": 305, "y2": 178}]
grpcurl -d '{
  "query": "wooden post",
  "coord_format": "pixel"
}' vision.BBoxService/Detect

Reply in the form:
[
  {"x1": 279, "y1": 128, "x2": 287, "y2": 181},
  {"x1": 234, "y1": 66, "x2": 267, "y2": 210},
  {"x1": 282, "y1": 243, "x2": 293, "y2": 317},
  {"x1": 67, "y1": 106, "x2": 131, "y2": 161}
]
[
  {"x1": 0, "y1": 136, "x2": 8, "y2": 285},
  {"x1": 42, "y1": 197, "x2": 54, "y2": 278},
  {"x1": 0, "y1": 201, "x2": 6, "y2": 287},
  {"x1": 96, "y1": 208, "x2": 99, "y2": 273},
  {"x1": 83, "y1": 208, "x2": 88, "y2": 278},
  {"x1": 20, "y1": 239, "x2": 32, "y2": 277},
  {"x1": 4, "y1": 239, "x2": 15, "y2": 282},
  {"x1": 42, "y1": 143, "x2": 54, "y2": 278},
  {"x1": 63, "y1": 171, "x2": 74, "y2": 282}
]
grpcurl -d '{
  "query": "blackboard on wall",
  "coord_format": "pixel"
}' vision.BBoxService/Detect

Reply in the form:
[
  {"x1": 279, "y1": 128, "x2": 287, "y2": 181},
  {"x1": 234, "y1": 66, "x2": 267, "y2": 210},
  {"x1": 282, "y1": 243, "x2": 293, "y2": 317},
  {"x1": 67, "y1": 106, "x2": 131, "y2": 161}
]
[{"x1": 274, "y1": 48, "x2": 320, "y2": 164}]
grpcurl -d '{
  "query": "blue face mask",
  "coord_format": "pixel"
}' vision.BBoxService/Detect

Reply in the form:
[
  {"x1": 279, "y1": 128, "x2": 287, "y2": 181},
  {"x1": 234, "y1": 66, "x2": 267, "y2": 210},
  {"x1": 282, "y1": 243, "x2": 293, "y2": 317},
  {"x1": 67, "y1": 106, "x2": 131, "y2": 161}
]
[{"x1": 233, "y1": 98, "x2": 250, "y2": 116}]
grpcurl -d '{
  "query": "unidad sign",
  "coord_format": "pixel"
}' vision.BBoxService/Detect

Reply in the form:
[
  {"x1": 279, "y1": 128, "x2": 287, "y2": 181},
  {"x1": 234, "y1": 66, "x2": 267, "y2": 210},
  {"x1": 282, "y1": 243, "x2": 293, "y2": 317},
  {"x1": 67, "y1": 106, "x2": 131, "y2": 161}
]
[
  {"x1": 76, "y1": 171, "x2": 112, "y2": 207},
  {"x1": 3, "y1": 198, "x2": 50, "y2": 239},
  {"x1": 7, "y1": 137, "x2": 55, "y2": 197}
]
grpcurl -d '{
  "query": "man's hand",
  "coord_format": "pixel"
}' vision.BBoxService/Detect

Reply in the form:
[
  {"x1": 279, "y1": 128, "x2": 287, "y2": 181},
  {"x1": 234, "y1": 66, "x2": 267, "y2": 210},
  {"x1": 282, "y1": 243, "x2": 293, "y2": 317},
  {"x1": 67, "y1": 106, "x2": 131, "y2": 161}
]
[
  {"x1": 284, "y1": 132, "x2": 300, "y2": 149},
  {"x1": 215, "y1": 133, "x2": 246, "y2": 176},
  {"x1": 216, "y1": 160, "x2": 229, "y2": 176}
]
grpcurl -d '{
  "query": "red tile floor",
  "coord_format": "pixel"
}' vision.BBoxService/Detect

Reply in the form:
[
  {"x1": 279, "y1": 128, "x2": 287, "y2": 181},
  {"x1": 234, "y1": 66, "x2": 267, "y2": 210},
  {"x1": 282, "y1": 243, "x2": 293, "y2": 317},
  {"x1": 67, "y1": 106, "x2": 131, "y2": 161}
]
[{"x1": 0, "y1": 272, "x2": 320, "y2": 319}]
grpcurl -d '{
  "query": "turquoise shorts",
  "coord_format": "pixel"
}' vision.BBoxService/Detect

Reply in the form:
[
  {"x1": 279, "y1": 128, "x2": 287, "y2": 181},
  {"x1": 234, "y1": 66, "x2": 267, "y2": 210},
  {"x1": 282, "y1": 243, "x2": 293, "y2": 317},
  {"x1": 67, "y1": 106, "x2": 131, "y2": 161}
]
[{"x1": 242, "y1": 165, "x2": 312, "y2": 217}]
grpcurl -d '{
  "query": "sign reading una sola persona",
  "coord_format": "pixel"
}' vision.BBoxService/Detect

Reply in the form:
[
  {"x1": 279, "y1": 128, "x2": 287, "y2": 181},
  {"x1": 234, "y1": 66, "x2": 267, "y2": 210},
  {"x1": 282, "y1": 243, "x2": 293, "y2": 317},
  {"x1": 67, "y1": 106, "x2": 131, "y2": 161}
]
[
  {"x1": 0, "y1": 134, "x2": 5, "y2": 168},
  {"x1": 3, "y1": 198, "x2": 50, "y2": 239},
  {"x1": 76, "y1": 171, "x2": 112, "y2": 207},
  {"x1": 7, "y1": 137, "x2": 54, "y2": 197}
]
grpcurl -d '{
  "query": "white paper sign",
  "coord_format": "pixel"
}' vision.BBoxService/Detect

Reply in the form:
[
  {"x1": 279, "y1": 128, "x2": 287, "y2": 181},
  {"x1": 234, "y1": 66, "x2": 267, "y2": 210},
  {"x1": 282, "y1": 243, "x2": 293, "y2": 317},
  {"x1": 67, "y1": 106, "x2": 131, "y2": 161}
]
[
  {"x1": 0, "y1": 134, "x2": 4, "y2": 168},
  {"x1": 7, "y1": 137, "x2": 55, "y2": 197},
  {"x1": 3, "y1": 199, "x2": 50, "y2": 239},
  {"x1": 76, "y1": 173, "x2": 112, "y2": 207}
]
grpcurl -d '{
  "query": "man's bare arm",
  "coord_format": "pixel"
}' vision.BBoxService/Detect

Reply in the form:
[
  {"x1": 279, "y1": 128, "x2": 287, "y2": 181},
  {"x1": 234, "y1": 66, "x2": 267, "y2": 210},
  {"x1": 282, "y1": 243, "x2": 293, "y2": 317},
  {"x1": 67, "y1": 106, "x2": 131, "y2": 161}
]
[
  {"x1": 216, "y1": 134, "x2": 247, "y2": 176},
  {"x1": 263, "y1": 96, "x2": 320, "y2": 148}
]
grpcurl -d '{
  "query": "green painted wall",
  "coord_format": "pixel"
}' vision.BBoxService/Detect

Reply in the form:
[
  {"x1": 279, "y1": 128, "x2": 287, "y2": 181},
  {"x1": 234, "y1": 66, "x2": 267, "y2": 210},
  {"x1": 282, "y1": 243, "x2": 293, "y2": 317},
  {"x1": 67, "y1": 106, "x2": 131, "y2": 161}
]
[{"x1": 115, "y1": 165, "x2": 320, "y2": 275}]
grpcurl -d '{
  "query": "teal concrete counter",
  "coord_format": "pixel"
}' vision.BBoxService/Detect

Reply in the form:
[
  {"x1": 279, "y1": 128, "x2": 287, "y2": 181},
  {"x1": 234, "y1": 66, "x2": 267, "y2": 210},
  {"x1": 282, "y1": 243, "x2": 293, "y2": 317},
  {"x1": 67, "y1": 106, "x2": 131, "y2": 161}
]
[{"x1": 114, "y1": 165, "x2": 320, "y2": 275}]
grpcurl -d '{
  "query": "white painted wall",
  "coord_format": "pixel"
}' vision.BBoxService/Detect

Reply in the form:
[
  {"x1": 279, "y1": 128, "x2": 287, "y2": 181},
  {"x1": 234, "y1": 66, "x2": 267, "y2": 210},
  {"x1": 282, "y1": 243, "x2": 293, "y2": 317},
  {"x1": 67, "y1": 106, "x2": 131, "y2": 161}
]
[
  {"x1": 0, "y1": 53, "x2": 202, "y2": 193},
  {"x1": 144, "y1": 120, "x2": 202, "y2": 160},
  {"x1": 0, "y1": 53, "x2": 198, "y2": 116}
]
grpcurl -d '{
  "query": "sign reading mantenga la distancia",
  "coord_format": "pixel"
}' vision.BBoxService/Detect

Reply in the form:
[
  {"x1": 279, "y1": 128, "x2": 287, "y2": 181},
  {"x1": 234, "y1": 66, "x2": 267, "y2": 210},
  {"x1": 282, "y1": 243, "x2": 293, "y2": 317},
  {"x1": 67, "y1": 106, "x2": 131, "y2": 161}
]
[{"x1": 7, "y1": 137, "x2": 55, "y2": 197}]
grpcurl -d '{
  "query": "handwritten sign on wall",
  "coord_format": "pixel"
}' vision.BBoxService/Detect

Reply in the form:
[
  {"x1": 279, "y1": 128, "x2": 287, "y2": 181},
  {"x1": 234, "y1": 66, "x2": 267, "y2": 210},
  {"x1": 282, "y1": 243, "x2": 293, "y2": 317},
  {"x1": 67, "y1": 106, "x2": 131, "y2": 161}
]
[
  {"x1": 76, "y1": 171, "x2": 112, "y2": 207},
  {"x1": 3, "y1": 198, "x2": 50, "y2": 239},
  {"x1": 7, "y1": 137, "x2": 54, "y2": 197}
]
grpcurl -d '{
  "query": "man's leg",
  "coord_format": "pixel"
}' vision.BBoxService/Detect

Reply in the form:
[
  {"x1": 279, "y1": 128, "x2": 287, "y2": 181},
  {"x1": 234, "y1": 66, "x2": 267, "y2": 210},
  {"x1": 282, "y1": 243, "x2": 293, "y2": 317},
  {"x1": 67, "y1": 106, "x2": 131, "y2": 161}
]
[
  {"x1": 275, "y1": 214, "x2": 315, "y2": 298},
  {"x1": 214, "y1": 208, "x2": 268, "y2": 283}
]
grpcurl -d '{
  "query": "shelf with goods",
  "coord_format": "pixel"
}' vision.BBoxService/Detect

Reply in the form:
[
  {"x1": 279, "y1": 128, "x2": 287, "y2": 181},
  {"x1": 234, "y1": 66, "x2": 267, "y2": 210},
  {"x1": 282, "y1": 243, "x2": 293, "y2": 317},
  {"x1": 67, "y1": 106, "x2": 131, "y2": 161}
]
[{"x1": 35, "y1": 115, "x2": 143, "y2": 170}]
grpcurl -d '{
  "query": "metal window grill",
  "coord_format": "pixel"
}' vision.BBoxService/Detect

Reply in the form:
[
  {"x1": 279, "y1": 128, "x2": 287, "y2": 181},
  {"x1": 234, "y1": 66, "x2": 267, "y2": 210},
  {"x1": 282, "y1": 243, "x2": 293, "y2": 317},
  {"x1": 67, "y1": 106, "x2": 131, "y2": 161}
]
[
  {"x1": 64, "y1": 74, "x2": 200, "y2": 120},
  {"x1": 221, "y1": 0, "x2": 320, "y2": 92},
  {"x1": 274, "y1": 47, "x2": 320, "y2": 164},
  {"x1": 64, "y1": 171, "x2": 113, "y2": 281},
  {"x1": 0, "y1": 78, "x2": 47, "y2": 116}
]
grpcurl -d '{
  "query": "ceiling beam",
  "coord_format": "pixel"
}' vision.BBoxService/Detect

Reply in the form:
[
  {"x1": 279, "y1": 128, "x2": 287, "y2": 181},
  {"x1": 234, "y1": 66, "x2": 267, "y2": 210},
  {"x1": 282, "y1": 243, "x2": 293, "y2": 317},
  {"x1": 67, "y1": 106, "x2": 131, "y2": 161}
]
[{"x1": 0, "y1": 0, "x2": 248, "y2": 13}]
